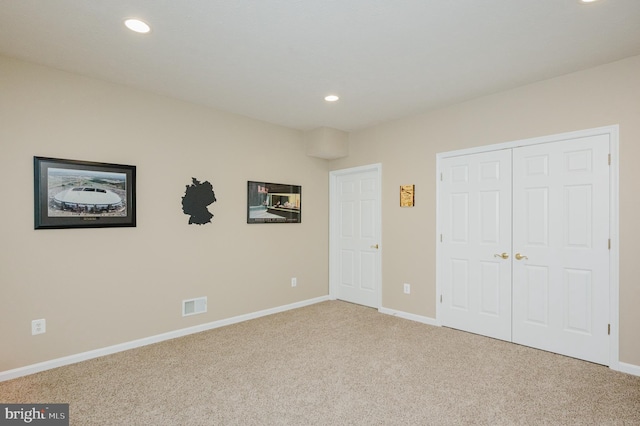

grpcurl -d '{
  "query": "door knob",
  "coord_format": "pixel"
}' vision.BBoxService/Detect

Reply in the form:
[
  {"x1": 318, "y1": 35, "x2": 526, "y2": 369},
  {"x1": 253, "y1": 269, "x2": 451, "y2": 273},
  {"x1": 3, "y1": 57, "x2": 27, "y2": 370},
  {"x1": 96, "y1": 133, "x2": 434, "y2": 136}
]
[
  {"x1": 494, "y1": 253, "x2": 509, "y2": 259},
  {"x1": 515, "y1": 253, "x2": 528, "y2": 260},
  {"x1": 371, "y1": 244, "x2": 379, "y2": 249}
]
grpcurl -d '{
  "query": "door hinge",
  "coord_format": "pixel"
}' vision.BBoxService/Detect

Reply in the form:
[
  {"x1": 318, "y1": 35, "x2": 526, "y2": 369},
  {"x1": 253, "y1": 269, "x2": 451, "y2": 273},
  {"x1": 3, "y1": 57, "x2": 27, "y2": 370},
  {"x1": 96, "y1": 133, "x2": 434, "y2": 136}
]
[
  {"x1": 440, "y1": 234, "x2": 443, "y2": 242},
  {"x1": 440, "y1": 294, "x2": 443, "y2": 303},
  {"x1": 608, "y1": 153, "x2": 611, "y2": 165},
  {"x1": 608, "y1": 324, "x2": 611, "y2": 335},
  {"x1": 608, "y1": 239, "x2": 611, "y2": 250},
  {"x1": 440, "y1": 172, "x2": 443, "y2": 181}
]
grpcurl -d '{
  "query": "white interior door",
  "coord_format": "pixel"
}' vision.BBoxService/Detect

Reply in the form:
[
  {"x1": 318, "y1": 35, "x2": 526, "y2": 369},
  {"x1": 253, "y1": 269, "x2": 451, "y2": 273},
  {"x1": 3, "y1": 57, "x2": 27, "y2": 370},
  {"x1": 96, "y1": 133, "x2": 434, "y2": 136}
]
[
  {"x1": 512, "y1": 135, "x2": 610, "y2": 365},
  {"x1": 439, "y1": 150, "x2": 512, "y2": 341},
  {"x1": 332, "y1": 166, "x2": 381, "y2": 308}
]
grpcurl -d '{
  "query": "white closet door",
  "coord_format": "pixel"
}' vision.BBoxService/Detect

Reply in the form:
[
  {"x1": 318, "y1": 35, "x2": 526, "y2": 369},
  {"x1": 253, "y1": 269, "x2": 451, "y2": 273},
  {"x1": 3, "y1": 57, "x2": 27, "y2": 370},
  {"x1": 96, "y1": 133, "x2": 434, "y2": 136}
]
[
  {"x1": 512, "y1": 135, "x2": 610, "y2": 365},
  {"x1": 440, "y1": 149, "x2": 512, "y2": 341}
]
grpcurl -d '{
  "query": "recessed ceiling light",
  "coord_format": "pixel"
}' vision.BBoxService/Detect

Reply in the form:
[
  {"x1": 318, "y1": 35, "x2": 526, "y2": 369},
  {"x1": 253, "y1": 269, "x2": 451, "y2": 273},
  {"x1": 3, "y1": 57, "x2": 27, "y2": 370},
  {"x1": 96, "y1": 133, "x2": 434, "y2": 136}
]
[
  {"x1": 580, "y1": 0, "x2": 600, "y2": 3},
  {"x1": 124, "y1": 19, "x2": 151, "y2": 34},
  {"x1": 324, "y1": 95, "x2": 339, "y2": 102}
]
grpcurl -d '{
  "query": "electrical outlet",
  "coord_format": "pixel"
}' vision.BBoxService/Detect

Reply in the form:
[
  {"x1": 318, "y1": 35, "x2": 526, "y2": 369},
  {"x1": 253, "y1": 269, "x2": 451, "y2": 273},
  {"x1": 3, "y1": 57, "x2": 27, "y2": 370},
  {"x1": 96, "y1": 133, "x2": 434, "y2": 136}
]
[
  {"x1": 32, "y1": 319, "x2": 46, "y2": 335},
  {"x1": 291, "y1": 277, "x2": 297, "y2": 287},
  {"x1": 403, "y1": 283, "x2": 411, "y2": 294}
]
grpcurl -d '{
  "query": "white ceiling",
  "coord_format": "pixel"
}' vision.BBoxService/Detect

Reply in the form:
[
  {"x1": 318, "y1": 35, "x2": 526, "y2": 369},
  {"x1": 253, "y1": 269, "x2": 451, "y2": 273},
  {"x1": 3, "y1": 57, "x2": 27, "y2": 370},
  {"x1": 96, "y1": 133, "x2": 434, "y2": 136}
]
[{"x1": 1, "y1": 0, "x2": 639, "y2": 132}]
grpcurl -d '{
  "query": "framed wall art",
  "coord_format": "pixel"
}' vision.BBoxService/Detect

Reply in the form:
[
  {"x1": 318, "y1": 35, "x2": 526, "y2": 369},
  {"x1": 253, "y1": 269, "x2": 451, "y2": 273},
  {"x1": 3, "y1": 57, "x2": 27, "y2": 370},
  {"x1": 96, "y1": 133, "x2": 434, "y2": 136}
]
[
  {"x1": 247, "y1": 181, "x2": 301, "y2": 224},
  {"x1": 400, "y1": 184, "x2": 415, "y2": 207},
  {"x1": 34, "y1": 156, "x2": 136, "y2": 229}
]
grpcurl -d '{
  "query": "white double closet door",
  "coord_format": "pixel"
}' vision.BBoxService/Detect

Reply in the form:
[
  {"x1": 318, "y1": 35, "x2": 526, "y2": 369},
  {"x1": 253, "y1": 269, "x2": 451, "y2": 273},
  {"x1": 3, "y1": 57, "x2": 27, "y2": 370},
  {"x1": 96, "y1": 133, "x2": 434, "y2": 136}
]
[{"x1": 439, "y1": 135, "x2": 610, "y2": 365}]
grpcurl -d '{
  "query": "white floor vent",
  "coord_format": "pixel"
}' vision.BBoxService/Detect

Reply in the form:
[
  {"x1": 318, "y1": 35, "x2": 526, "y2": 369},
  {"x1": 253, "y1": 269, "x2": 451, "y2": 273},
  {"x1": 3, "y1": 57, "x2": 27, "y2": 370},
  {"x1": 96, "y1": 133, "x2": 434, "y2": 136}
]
[{"x1": 182, "y1": 297, "x2": 207, "y2": 317}]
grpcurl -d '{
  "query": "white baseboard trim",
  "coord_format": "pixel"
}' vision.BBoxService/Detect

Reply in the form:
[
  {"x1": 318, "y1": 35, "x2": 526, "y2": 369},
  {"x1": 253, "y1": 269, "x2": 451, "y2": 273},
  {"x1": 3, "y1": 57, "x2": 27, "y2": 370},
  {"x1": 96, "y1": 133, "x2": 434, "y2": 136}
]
[
  {"x1": 378, "y1": 306, "x2": 438, "y2": 326},
  {"x1": 0, "y1": 295, "x2": 330, "y2": 382},
  {"x1": 616, "y1": 361, "x2": 640, "y2": 377}
]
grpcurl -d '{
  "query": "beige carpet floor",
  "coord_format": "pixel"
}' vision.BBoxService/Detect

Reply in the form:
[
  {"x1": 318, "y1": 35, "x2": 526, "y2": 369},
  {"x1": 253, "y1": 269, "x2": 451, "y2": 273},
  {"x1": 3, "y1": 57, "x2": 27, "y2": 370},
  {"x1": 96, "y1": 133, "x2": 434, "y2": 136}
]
[{"x1": 1, "y1": 300, "x2": 639, "y2": 425}]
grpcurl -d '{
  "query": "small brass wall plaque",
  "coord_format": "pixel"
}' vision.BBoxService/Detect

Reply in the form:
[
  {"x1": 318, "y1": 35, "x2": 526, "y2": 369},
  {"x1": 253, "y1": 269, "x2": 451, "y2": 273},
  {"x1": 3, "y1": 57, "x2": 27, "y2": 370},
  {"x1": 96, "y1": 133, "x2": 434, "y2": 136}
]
[{"x1": 400, "y1": 185, "x2": 415, "y2": 207}]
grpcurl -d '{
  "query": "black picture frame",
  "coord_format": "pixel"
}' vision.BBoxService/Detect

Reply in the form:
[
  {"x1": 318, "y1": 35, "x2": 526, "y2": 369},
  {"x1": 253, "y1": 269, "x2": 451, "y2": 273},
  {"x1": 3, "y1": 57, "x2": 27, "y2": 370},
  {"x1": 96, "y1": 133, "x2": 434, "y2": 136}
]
[
  {"x1": 34, "y1": 156, "x2": 136, "y2": 229},
  {"x1": 247, "y1": 181, "x2": 301, "y2": 224}
]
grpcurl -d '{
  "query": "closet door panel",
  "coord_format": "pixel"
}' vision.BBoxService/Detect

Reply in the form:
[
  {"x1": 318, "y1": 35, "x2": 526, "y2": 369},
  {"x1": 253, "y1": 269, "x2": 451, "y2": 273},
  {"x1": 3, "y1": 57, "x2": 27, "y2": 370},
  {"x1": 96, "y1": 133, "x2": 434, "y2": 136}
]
[
  {"x1": 512, "y1": 135, "x2": 610, "y2": 365},
  {"x1": 440, "y1": 150, "x2": 512, "y2": 341}
]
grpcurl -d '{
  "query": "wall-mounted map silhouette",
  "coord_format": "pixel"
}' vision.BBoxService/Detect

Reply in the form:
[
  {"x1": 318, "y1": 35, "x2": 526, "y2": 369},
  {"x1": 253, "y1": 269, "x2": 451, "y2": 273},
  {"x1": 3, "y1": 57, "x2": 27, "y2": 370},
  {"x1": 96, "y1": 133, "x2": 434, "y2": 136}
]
[{"x1": 182, "y1": 177, "x2": 216, "y2": 225}]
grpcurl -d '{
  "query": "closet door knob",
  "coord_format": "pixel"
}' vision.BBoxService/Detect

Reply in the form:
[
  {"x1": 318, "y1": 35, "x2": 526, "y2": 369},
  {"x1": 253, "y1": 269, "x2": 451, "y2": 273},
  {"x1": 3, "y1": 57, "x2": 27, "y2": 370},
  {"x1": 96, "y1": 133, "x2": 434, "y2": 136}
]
[
  {"x1": 494, "y1": 253, "x2": 509, "y2": 259},
  {"x1": 515, "y1": 253, "x2": 528, "y2": 260}
]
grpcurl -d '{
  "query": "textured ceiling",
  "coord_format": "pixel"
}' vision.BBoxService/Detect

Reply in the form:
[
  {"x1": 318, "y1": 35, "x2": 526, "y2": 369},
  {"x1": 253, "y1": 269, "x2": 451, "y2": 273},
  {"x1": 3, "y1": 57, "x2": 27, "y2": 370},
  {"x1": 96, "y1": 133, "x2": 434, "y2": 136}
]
[{"x1": 1, "y1": 0, "x2": 639, "y2": 131}]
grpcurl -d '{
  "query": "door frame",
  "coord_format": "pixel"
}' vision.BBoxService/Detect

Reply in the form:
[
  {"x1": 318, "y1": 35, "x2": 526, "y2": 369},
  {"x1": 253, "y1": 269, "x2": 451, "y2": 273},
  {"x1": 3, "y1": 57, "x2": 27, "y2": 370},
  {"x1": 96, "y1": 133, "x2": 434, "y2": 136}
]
[
  {"x1": 329, "y1": 163, "x2": 383, "y2": 308},
  {"x1": 435, "y1": 125, "x2": 620, "y2": 370}
]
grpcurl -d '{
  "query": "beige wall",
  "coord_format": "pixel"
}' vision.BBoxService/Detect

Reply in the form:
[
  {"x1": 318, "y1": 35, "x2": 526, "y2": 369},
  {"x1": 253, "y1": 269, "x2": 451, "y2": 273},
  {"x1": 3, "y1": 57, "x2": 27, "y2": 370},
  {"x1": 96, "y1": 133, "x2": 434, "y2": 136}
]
[
  {"x1": 0, "y1": 56, "x2": 329, "y2": 372},
  {"x1": 330, "y1": 55, "x2": 640, "y2": 367},
  {"x1": 3, "y1": 52, "x2": 639, "y2": 375}
]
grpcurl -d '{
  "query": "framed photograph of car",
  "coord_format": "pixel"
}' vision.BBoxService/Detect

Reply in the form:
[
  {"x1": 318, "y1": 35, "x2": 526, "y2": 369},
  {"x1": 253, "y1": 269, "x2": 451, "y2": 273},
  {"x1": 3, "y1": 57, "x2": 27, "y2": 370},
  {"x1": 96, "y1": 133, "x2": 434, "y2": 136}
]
[{"x1": 247, "y1": 181, "x2": 301, "y2": 224}]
